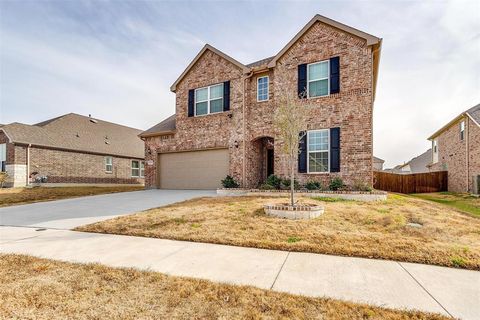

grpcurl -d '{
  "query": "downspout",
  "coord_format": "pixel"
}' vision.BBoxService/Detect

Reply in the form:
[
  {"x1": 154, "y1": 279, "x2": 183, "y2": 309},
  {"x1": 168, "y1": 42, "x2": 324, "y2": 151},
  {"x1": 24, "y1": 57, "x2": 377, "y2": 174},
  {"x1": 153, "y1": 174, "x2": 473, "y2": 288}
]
[
  {"x1": 242, "y1": 71, "x2": 253, "y2": 187},
  {"x1": 26, "y1": 144, "x2": 31, "y2": 186}
]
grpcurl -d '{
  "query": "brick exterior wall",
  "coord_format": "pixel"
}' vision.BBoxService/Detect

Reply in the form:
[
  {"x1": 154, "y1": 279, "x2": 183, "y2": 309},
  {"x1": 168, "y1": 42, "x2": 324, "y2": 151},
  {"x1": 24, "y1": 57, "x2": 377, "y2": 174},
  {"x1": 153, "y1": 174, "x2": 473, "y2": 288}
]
[
  {"x1": 1, "y1": 128, "x2": 144, "y2": 186},
  {"x1": 29, "y1": 147, "x2": 144, "y2": 184},
  {"x1": 429, "y1": 116, "x2": 480, "y2": 192},
  {"x1": 145, "y1": 20, "x2": 375, "y2": 189},
  {"x1": 468, "y1": 118, "x2": 480, "y2": 192}
]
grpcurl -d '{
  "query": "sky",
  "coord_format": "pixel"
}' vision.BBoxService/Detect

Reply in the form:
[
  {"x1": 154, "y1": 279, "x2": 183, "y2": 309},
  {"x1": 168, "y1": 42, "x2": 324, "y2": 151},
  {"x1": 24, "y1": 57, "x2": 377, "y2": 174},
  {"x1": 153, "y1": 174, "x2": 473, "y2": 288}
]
[{"x1": 0, "y1": 0, "x2": 479, "y2": 168}]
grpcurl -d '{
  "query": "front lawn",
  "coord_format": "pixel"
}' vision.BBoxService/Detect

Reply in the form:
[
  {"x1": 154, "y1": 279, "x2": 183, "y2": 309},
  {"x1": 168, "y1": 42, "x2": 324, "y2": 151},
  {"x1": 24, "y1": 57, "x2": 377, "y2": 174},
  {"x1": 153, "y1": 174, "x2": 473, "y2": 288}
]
[
  {"x1": 0, "y1": 185, "x2": 144, "y2": 207},
  {"x1": 0, "y1": 254, "x2": 446, "y2": 320},
  {"x1": 411, "y1": 192, "x2": 480, "y2": 218},
  {"x1": 77, "y1": 194, "x2": 480, "y2": 270}
]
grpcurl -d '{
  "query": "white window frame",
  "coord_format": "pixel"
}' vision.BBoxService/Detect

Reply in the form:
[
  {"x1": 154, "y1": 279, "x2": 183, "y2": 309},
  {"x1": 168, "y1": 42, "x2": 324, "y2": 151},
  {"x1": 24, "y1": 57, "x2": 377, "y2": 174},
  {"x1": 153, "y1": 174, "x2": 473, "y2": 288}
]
[
  {"x1": 307, "y1": 129, "x2": 330, "y2": 173},
  {"x1": 432, "y1": 139, "x2": 439, "y2": 163},
  {"x1": 307, "y1": 60, "x2": 330, "y2": 99},
  {"x1": 131, "y1": 160, "x2": 141, "y2": 177},
  {"x1": 140, "y1": 161, "x2": 145, "y2": 178},
  {"x1": 257, "y1": 76, "x2": 269, "y2": 102},
  {"x1": 105, "y1": 156, "x2": 113, "y2": 173},
  {"x1": 194, "y1": 83, "x2": 223, "y2": 116},
  {"x1": 460, "y1": 121, "x2": 465, "y2": 141},
  {"x1": 0, "y1": 143, "x2": 6, "y2": 172}
]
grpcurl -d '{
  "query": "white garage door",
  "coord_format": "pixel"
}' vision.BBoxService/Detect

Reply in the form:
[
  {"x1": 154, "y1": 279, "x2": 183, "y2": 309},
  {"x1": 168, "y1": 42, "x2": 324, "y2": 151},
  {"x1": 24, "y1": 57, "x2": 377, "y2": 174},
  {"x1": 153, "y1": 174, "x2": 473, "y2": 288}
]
[{"x1": 158, "y1": 149, "x2": 229, "y2": 189}]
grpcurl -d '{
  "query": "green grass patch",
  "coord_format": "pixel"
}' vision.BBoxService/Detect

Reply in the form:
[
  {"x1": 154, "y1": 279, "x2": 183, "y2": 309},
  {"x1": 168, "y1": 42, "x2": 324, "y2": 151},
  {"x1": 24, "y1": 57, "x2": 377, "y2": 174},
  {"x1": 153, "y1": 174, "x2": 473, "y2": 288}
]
[
  {"x1": 312, "y1": 197, "x2": 350, "y2": 203},
  {"x1": 451, "y1": 256, "x2": 467, "y2": 268},
  {"x1": 287, "y1": 236, "x2": 301, "y2": 243},
  {"x1": 412, "y1": 193, "x2": 480, "y2": 217}
]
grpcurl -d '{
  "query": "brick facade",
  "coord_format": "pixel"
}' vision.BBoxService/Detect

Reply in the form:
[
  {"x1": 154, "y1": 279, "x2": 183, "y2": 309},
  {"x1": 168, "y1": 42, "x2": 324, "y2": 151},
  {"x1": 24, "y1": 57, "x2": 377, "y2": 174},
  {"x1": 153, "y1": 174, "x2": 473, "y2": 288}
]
[
  {"x1": 1, "y1": 131, "x2": 144, "y2": 186},
  {"x1": 144, "y1": 19, "x2": 377, "y2": 189},
  {"x1": 429, "y1": 116, "x2": 480, "y2": 192}
]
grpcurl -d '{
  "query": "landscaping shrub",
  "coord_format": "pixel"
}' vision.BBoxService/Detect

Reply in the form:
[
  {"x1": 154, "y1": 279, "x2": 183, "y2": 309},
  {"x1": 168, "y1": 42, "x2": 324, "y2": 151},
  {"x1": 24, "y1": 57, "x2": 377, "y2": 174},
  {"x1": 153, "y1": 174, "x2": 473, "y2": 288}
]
[
  {"x1": 281, "y1": 178, "x2": 300, "y2": 190},
  {"x1": 265, "y1": 174, "x2": 282, "y2": 190},
  {"x1": 353, "y1": 179, "x2": 373, "y2": 192},
  {"x1": 221, "y1": 175, "x2": 239, "y2": 188},
  {"x1": 329, "y1": 177, "x2": 344, "y2": 191},
  {"x1": 305, "y1": 180, "x2": 322, "y2": 190},
  {"x1": 259, "y1": 183, "x2": 275, "y2": 190}
]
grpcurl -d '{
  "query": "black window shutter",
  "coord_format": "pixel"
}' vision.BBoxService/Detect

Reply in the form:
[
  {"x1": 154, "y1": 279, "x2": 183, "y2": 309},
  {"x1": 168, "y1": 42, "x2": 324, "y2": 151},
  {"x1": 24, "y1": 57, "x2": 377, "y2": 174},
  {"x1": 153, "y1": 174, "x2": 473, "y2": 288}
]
[
  {"x1": 330, "y1": 56, "x2": 340, "y2": 94},
  {"x1": 330, "y1": 127, "x2": 340, "y2": 172},
  {"x1": 298, "y1": 64, "x2": 307, "y2": 98},
  {"x1": 188, "y1": 89, "x2": 195, "y2": 117},
  {"x1": 298, "y1": 131, "x2": 307, "y2": 173},
  {"x1": 223, "y1": 81, "x2": 230, "y2": 112}
]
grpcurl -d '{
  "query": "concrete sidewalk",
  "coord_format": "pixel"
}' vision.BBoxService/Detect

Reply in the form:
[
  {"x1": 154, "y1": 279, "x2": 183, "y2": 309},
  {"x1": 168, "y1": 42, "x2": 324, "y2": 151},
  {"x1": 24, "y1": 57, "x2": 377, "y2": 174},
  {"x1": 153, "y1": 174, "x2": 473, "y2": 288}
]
[{"x1": 1, "y1": 226, "x2": 479, "y2": 319}]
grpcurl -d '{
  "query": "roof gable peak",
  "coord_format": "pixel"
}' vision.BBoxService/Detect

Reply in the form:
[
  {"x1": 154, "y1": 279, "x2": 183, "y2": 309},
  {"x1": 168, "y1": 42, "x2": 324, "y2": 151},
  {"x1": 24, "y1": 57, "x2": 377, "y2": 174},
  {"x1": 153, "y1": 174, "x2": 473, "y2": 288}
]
[{"x1": 170, "y1": 44, "x2": 249, "y2": 92}]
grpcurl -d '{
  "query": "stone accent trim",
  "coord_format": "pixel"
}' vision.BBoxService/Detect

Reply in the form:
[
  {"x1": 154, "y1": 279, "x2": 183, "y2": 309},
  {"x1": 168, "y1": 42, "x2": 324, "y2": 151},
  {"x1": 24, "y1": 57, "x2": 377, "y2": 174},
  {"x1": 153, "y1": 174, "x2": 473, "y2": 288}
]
[{"x1": 264, "y1": 204, "x2": 324, "y2": 219}]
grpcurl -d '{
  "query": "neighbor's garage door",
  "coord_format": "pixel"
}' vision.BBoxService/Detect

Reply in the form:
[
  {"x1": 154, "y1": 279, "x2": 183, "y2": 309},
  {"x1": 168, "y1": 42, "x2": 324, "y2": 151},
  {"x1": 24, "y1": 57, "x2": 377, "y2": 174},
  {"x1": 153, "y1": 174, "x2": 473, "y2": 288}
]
[{"x1": 158, "y1": 149, "x2": 229, "y2": 189}]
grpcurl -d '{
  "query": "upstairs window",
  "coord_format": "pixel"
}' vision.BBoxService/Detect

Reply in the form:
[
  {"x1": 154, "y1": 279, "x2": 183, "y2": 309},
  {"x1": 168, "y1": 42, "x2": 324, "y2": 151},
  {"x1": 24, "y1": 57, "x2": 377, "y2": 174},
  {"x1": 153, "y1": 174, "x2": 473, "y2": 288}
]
[
  {"x1": 0, "y1": 143, "x2": 6, "y2": 172},
  {"x1": 460, "y1": 121, "x2": 465, "y2": 141},
  {"x1": 195, "y1": 83, "x2": 224, "y2": 116},
  {"x1": 105, "y1": 156, "x2": 113, "y2": 173},
  {"x1": 257, "y1": 76, "x2": 269, "y2": 101},
  {"x1": 307, "y1": 130, "x2": 329, "y2": 173},
  {"x1": 432, "y1": 139, "x2": 439, "y2": 163},
  {"x1": 307, "y1": 60, "x2": 329, "y2": 98}
]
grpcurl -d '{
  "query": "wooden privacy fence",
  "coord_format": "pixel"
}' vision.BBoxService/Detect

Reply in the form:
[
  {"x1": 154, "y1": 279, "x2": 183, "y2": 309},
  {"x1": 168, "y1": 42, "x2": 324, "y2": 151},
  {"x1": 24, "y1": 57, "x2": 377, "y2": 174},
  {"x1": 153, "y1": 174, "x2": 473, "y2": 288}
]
[{"x1": 374, "y1": 171, "x2": 448, "y2": 194}]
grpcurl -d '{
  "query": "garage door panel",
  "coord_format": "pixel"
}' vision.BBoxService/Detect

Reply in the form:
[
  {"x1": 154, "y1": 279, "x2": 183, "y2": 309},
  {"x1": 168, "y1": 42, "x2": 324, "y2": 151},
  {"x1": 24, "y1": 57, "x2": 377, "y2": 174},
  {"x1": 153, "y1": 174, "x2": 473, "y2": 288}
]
[{"x1": 159, "y1": 149, "x2": 229, "y2": 189}]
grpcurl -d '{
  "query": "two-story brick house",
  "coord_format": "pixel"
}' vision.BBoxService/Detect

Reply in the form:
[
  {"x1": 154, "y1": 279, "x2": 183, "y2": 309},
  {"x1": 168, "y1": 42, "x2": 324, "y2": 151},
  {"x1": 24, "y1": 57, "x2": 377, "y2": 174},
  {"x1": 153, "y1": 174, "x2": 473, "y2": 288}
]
[
  {"x1": 140, "y1": 15, "x2": 382, "y2": 189},
  {"x1": 428, "y1": 104, "x2": 480, "y2": 193}
]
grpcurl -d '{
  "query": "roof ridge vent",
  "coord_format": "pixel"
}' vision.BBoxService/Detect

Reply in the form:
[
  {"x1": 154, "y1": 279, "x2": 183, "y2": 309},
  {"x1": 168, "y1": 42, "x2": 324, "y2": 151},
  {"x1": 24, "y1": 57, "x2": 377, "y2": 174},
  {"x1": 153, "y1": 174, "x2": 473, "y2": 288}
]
[{"x1": 88, "y1": 114, "x2": 98, "y2": 124}]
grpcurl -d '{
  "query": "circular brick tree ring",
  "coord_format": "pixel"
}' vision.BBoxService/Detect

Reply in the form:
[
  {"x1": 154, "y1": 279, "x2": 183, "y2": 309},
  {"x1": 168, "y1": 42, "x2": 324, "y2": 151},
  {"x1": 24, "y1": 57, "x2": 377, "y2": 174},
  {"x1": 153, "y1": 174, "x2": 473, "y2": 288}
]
[{"x1": 264, "y1": 204, "x2": 324, "y2": 220}]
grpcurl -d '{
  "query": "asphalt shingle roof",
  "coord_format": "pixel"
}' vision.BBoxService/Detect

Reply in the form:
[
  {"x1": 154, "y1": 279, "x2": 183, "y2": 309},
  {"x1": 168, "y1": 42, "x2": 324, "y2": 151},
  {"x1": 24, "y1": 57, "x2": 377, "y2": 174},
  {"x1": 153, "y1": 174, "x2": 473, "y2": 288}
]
[
  {"x1": 140, "y1": 115, "x2": 176, "y2": 137},
  {"x1": 1, "y1": 113, "x2": 144, "y2": 158},
  {"x1": 466, "y1": 103, "x2": 480, "y2": 124}
]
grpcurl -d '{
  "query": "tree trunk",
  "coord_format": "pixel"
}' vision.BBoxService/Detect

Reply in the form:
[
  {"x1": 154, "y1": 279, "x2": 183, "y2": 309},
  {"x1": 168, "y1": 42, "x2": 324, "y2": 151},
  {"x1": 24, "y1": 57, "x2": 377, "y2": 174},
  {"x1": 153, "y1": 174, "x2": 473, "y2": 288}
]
[{"x1": 290, "y1": 154, "x2": 295, "y2": 206}]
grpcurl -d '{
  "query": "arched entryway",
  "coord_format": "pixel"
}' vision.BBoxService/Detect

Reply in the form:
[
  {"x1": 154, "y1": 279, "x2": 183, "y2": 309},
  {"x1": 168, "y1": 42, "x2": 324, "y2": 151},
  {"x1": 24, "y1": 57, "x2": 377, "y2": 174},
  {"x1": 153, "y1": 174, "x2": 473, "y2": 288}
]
[{"x1": 249, "y1": 136, "x2": 274, "y2": 187}]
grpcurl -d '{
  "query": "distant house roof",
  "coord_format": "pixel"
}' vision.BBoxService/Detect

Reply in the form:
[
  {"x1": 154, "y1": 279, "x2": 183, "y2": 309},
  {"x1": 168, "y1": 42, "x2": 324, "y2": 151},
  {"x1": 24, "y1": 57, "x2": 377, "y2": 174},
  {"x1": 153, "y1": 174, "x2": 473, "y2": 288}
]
[
  {"x1": 388, "y1": 149, "x2": 432, "y2": 174},
  {"x1": 429, "y1": 103, "x2": 480, "y2": 140},
  {"x1": 373, "y1": 156, "x2": 385, "y2": 163},
  {"x1": 0, "y1": 113, "x2": 144, "y2": 159},
  {"x1": 139, "y1": 115, "x2": 176, "y2": 138}
]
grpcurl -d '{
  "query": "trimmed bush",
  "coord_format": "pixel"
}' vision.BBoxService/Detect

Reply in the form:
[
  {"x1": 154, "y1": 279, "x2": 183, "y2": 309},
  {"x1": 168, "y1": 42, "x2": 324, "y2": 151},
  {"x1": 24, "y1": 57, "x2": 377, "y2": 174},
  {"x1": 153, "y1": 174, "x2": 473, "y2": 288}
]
[
  {"x1": 329, "y1": 177, "x2": 344, "y2": 191},
  {"x1": 265, "y1": 174, "x2": 282, "y2": 190},
  {"x1": 281, "y1": 178, "x2": 300, "y2": 190},
  {"x1": 305, "y1": 180, "x2": 322, "y2": 190},
  {"x1": 221, "y1": 175, "x2": 239, "y2": 188}
]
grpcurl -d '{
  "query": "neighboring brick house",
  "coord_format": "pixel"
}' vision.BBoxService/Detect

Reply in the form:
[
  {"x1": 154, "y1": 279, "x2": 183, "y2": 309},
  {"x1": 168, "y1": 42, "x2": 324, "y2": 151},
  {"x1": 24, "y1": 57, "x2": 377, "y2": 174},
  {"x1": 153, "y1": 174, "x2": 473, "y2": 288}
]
[
  {"x1": 0, "y1": 113, "x2": 145, "y2": 187},
  {"x1": 373, "y1": 156, "x2": 385, "y2": 171},
  {"x1": 428, "y1": 104, "x2": 480, "y2": 193},
  {"x1": 140, "y1": 15, "x2": 382, "y2": 189}
]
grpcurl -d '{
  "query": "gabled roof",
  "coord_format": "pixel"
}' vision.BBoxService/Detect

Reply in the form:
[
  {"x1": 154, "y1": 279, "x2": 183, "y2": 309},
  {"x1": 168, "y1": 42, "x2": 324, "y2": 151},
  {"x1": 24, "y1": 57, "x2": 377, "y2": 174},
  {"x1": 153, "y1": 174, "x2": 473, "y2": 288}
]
[
  {"x1": 267, "y1": 14, "x2": 382, "y2": 68},
  {"x1": 169, "y1": 15, "x2": 382, "y2": 98},
  {"x1": 1, "y1": 113, "x2": 144, "y2": 158},
  {"x1": 139, "y1": 114, "x2": 176, "y2": 138},
  {"x1": 170, "y1": 44, "x2": 250, "y2": 92},
  {"x1": 428, "y1": 103, "x2": 480, "y2": 140},
  {"x1": 373, "y1": 156, "x2": 385, "y2": 163}
]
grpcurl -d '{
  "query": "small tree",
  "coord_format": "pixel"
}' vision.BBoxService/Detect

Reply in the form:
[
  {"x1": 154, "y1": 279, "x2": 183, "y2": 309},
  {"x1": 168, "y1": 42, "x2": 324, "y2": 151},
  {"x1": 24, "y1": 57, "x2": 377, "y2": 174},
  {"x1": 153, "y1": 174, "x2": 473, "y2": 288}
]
[
  {"x1": 274, "y1": 91, "x2": 308, "y2": 206},
  {"x1": 0, "y1": 172, "x2": 8, "y2": 188}
]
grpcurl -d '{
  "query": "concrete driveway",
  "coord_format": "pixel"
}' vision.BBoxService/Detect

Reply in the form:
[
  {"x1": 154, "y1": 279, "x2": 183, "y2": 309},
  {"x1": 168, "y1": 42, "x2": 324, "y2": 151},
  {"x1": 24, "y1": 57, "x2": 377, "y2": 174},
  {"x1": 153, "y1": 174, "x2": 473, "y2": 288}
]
[{"x1": 0, "y1": 189, "x2": 215, "y2": 229}]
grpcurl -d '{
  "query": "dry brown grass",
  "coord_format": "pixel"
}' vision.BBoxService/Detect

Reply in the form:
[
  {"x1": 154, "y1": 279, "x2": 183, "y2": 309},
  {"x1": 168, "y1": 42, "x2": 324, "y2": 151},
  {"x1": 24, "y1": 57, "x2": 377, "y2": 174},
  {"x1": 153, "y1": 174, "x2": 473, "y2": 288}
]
[
  {"x1": 0, "y1": 254, "x2": 446, "y2": 320},
  {"x1": 0, "y1": 185, "x2": 144, "y2": 207},
  {"x1": 77, "y1": 194, "x2": 480, "y2": 270}
]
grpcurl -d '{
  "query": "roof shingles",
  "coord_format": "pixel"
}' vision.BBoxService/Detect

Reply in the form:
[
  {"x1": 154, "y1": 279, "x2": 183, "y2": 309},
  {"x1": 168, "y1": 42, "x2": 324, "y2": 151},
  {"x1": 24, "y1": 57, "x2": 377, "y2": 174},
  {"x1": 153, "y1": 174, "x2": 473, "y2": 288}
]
[{"x1": 1, "y1": 113, "x2": 144, "y2": 158}]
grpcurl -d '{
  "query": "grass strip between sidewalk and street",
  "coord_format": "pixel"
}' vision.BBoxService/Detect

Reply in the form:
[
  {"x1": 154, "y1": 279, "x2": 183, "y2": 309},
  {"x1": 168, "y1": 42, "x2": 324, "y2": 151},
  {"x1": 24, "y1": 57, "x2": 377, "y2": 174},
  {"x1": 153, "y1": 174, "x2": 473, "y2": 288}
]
[{"x1": 0, "y1": 254, "x2": 447, "y2": 320}]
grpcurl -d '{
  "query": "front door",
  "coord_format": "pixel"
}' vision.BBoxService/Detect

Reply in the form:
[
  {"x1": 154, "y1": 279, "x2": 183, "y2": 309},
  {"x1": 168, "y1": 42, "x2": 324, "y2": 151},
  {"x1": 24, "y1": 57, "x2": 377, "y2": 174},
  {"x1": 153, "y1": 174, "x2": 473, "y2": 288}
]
[{"x1": 266, "y1": 149, "x2": 274, "y2": 177}]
